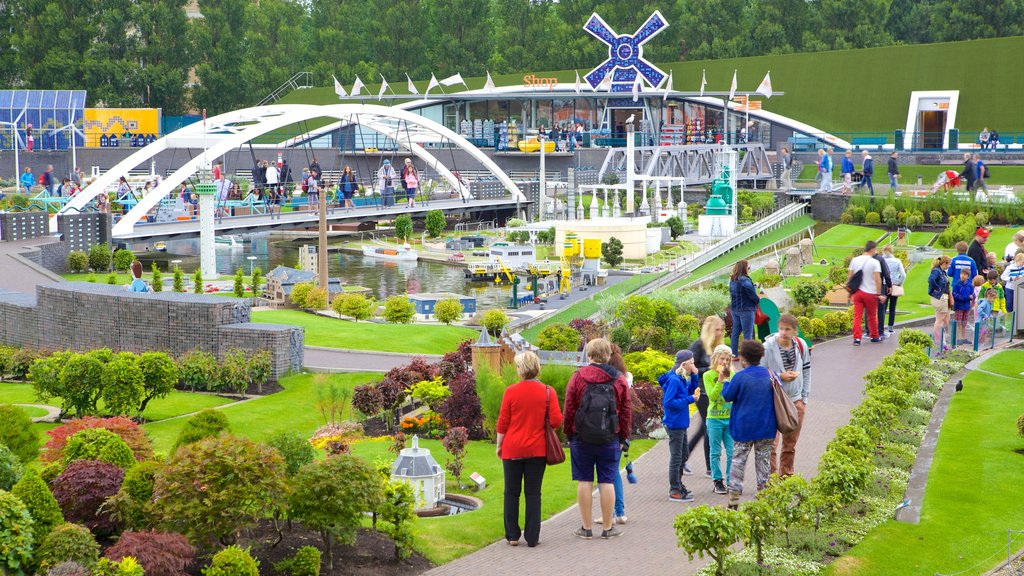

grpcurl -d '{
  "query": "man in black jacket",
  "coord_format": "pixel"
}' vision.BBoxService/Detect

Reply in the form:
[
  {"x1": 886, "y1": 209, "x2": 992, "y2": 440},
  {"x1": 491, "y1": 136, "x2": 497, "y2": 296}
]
[
  {"x1": 959, "y1": 153, "x2": 976, "y2": 191},
  {"x1": 968, "y1": 227, "x2": 990, "y2": 276},
  {"x1": 887, "y1": 152, "x2": 900, "y2": 193}
]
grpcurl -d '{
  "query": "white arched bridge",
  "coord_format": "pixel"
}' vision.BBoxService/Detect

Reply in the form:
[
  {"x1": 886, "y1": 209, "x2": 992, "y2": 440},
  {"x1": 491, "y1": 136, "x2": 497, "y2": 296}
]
[{"x1": 56, "y1": 104, "x2": 526, "y2": 241}]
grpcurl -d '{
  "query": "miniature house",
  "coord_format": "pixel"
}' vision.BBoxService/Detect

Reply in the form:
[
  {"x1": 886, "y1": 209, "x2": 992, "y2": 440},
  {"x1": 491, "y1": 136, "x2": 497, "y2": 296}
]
[{"x1": 390, "y1": 435, "x2": 446, "y2": 510}]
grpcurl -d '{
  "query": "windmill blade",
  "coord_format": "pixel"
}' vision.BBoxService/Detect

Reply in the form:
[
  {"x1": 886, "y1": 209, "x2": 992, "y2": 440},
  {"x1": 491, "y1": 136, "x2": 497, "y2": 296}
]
[
  {"x1": 584, "y1": 60, "x2": 616, "y2": 89},
  {"x1": 631, "y1": 10, "x2": 668, "y2": 45},
  {"x1": 634, "y1": 57, "x2": 667, "y2": 88},
  {"x1": 583, "y1": 13, "x2": 617, "y2": 44}
]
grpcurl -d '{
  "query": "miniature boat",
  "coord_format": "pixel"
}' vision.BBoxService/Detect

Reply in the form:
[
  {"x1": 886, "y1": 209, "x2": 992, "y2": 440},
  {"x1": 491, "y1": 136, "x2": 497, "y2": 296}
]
[
  {"x1": 361, "y1": 243, "x2": 418, "y2": 261},
  {"x1": 448, "y1": 252, "x2": 466, "y2": 262}
]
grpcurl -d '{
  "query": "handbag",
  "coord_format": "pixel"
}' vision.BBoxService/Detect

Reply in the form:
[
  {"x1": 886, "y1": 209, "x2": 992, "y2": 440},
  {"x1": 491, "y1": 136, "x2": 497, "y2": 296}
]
[
  {"x1": 890, "y1": 285, "x2": 904, "y2": 297},
  {"x1": 754, "y1": 304, "x2": 769, "y2": 326},
  {"x1": 769, "y1": 369, "x2": 800, "y2": 434},
  {"x1": 544, "y1": 386, "x2": 565, "y2": 465}
]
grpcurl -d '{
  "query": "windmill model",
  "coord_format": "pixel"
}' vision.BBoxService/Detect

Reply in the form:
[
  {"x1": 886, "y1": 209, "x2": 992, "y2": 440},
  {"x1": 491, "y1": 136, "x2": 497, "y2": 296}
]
[{"x1": 583, "y1": 11, "x2": 668, "y2": 95}]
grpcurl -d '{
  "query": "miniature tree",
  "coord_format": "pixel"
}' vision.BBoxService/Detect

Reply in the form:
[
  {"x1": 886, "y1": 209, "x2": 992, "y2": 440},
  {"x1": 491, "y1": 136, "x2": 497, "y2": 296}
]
[
  {"x1": 249, "y1": 267, "x2": 263, "y2": 295},
  {"x1": 425, "y1": 209, "x2": 446, "y2": 238},
  {"x1": 172, "y1": 266, "x2": 185, "y2": 292},
  {"x1": 233, "y1": 268, "x2": 245, "y2": 297},
  {"x1": 433, "y1": 297, "x2": 464, "y2": 325},
  {"x1": 601, "y1": 237, "x2": 624, "y2": 267},
  {"x1": 394, "y1": 214, "x2": 413, "y2": 241},
  {"x1": 382, "y1": 295, "x2": 415, "y2": 323},
  {"x1": 482, "y1": 308, "x2": 509, "y2": 336},
  {"x1": 674, "y1": 504, "x2": 749, "y2": 576},
  {"x1": 442, "y1": 426, "x2": 469, "y2": 489},
  {"x1": 332, "y1": 292, "x2": 375, "y2": 321},
  {"x1": 192, "y1": 269, "x2": 203, "y2": 294},
  {"x1": 150, "y1": 263, "x2": 162, "y2": 292}
]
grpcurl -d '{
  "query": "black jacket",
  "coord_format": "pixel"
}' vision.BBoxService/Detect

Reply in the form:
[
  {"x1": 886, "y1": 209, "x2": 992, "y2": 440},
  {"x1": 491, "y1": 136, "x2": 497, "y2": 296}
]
[
  {"x1": 960, "y1": 159, "x2": 976, "y2": 188},
  {"x1": 967, "y1": 240, "x2": 988, "y2": 275},
  {"x1": 887, "y1": 158, "x2": 899, "y2": 176}
]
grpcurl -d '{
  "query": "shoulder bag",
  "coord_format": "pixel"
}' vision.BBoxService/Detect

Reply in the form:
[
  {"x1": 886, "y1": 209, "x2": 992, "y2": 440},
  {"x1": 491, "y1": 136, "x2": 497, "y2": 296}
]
[
  {"x1": 544, "y1": 386, "x2": 565, "y2": 465},
  {"x1": 769, "y1": 369, "x2": 800, "y2": 434}
]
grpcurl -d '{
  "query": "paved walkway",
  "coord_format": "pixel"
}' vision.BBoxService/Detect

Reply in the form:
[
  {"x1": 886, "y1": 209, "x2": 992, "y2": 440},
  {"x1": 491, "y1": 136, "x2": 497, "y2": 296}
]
[
  {"x1": 0, "y1": 237, "x2": 63, "y2": 293},
  {"x1": 424, "y1": 334, "x2": 899, "y2": 576}
]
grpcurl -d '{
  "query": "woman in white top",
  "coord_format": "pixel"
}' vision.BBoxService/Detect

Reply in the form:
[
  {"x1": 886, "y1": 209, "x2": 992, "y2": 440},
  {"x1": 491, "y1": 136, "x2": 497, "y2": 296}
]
[
  {"x1": 1001, "y1": 252, "x2": 1024, "y2": 314},
  {"x1": 881, "y1": 244, "x2": 906, "y2": 334}
]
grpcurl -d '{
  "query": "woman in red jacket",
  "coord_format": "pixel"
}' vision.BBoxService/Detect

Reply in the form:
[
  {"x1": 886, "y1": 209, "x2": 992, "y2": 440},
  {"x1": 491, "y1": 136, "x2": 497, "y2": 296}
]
[{"x1": 496, "y1": 351, "x2": 562, "y2": 548}]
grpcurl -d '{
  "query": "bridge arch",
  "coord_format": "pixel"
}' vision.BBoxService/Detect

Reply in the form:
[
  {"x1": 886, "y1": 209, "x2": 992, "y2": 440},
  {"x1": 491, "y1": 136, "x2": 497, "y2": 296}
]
[{"x1": 57, "y1": 104, "x2": 524, "y2": 235}]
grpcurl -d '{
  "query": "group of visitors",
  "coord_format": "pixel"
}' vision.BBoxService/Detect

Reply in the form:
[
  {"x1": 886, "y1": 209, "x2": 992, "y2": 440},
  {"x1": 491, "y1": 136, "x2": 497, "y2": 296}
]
[
  {"x1": 978, "y1": 127, "x2": 1001, "y2": 150},
  {"x1": 846, "y1": 241, "x2": 907, "y2": 344},
  {"x1": 959, "y1": 153, "x2": 991, "y2": 196},
  {"x1": 539, "y1": 123, "x2": 585, "y2": 152},
  {"x1": 376, "y1": 158, "x2": 420, "y2": 208},
  {"x1": 819, "y1": 149, "x2": 900, "y2": 196},
  {"x1": 17, "y1": 165, "x2": 88, "y2": 196}
]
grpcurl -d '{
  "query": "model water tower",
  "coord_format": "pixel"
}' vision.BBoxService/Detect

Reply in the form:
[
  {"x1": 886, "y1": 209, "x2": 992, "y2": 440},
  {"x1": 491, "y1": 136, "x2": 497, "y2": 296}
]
[
  {"x1": 698, "y1": 151, "x2": 738, "y2": 237},
  {"x1": 390, "y1": 435, "x2": 446, "y2": 510}
]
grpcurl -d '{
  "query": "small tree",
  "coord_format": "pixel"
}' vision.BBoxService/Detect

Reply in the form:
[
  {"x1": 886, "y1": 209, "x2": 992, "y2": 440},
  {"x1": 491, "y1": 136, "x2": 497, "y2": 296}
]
[
  {"x1": 482, "y1": 308, "x2": 510, "y2": 337},
  {"x1": 351, "y1": 384, "x2": 385, "y2": 420},
  {"x1": 138, "y1": 352, "x2": 178, "y2": 413},
  {"x1": 89, "y1": 243, "x2": 113, "y2": 272},
  {"x1": 425, "y1": 209, "x2": 446, "y2": 237},
  {"x1": 265, "y1": 432, "x2": 315, "y2": 477},
  {"x1": 173, "y1": 409, "x2": 231, "y2": 450},
  {"x1": 246, "y1": 350, "x2": 272, "y2": 395},
  {"x1": 107, "y1": 274, "x2": 118, "y2": 284},
  {"x1": 664, "y1": 216, "x2": 684, "y2": 239},
  {"x1": 290, "y1": 282, "x2": 315, "y2": 308},
  {"x1": 233, "y1": 268, "x2": 245, "y2": 297},
  {"x1": 408, "y1": 377, "x2": 451, "y2": 411},
  {"x1": 68, "y1": 250, "x2": 89, "y2": 273},
  {"x1": 0, "y1": 405, "x2": 40, "y2": 463},
  {"x1": 433, "y1": 297, "x2": 463, "y2": 325},
  {"x1": 537, "y1": 322, "x2": 581, "y2": 351},
  {"x1": 442, "y1": 426, "x2": 469, "y2": 488},
  {"x1": 601, "y1": 237, "x2": 624, "y2": 267},
  {"x1": 741, "y1": 498, "x2": 777, "y2": 565},
  {"x1": 178, "y1": 350, "x2": 218, "y2": 392},
  {"x1": 289, "y1": 455, "x2": 385, "y2": 570},
  {"x1": 150, "y1": 263, "x2": 163, "y2": 292},
  {"x1": 112, "y1": 249, "x2": 135, "y2": 272},
  {"x1": 249, "y1": 267, "x2": 263, "y2": 295},
  {"x1": 100, "y1": 353, "x2": 145, "y2": 416},
  {"x1": 758, "y1": 473, "x2": 811, "y2": 546},
  {"x1": 377, "y1": 480, "x2": 417, "y2": 560},
  {"x1": 0, "y1": 490, "x2": 36, "y2": 574},
  {"x1": 192, "y1": 269, "x2": 203, "y2": 294},
  {"x1": 394, "y1": 214, "x2": 413, "y2": 241},
  {"x1": 172, "y1": 266, "x2": 185, "y2": 292},
  {"x1": 219, "y1": 349, "x2": 251, "y2": 397},
  {"x1": 51, "y1": 459, "x2": 126, "y2": 536},
  {"x1": 674, "y1": 505, "x2": 749, "y2": 576},
  {"x1": 11, "y1": 469, "x2": 63, "y2": 540},
  {"x1": 332, "y1": 292, "x2": 375, "y2": 321},
  {"x1": 382, "y1": 295, "x2": 415, "y2": 323},
  {"x1": 304, "y1": 287, "x2": 328, "y2": 310}
]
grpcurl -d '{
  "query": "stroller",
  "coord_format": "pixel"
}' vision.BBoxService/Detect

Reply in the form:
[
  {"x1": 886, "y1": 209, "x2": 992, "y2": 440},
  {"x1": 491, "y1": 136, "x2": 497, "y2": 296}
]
[{"x1": 929, "y1": 170, "x2": 962, "y2": 194}]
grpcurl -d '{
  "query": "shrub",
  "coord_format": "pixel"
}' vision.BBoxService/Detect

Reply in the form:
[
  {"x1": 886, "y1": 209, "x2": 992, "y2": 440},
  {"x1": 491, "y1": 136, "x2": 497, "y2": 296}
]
[
  {"x1": 630, "y1": 325, "x2": 668, "y2": 352},
  {"x1": 170, "y1": 266, "x2": 185, "y2": 292},
  {"x1": 115, "y1": 460, "x2": 162, "y2": 529},
  {"x1": 382, "y1": 295, "x2": 416, "y2": 324},
  {"x1": 218, "y1": 349, "x2": 250, "y2": 397},
  {"x1": 864, "y1": 211, "x2": 881, "y2": 224},
  {"x1": 233, "y1": 268, "x2": 245, "y2": 297},
  {"x1": 840, "y1": 211, "x2": 853, "y2": 224},
  {"x1": 792, "y1": 280, "x2": 828, "y2": 308},
  {"x1": 104, "y1": 530, "x2": 195, "y2": 576},
  {"x1": 476, "y1": 364, "x2": 518, "y2": 437},
  {"x1": 351, "y1": 383, "x2": 385, "y2": 419},
  {"x1": 630, "y1": 380, "x2": 663, "y2": 435},
  {"x1": 154, "y1": 435, "x2": 286, "y2": 546},
  {"x1": 112, "y1": 250, "x2": 135, "y2": 272},
  {"x1": 377, "y1": 479, "x2": 417, "y2": 560},
  {"x1": 11, "y1": 469, "x2": 62, "y2": 538},
  {"x1": 601, "y1": 237, "x2": 624, "y2": 267},
  {"x1": 63, "y1": 428, "x2": 137, "y2": 469},
  {"x1": 438, "y1": 372, "x2": 485, "y2": 440},
  {"x1": 443, "y1": 426, "x2": 469, "y2": 488},
  {"x1": 289, "y1": 455, "x2": 384, "y2": 570},
  {"x1": 178, "y1": 350, "x2": 219, "y2": 392},
  {"x1": 173, "y1": 409, "x2": 230, "y2": 450},
  {"x1": 331, "y1": 292, "x2": 374, "y2": 321},
  {"x1": 849, "y1": 206, "x2": 866, "y2": 223},
  {"x1": 43, "y1": 416, "x2": 152, "y2": 463},
  {"x1": 929, "y1": 210, "x2": 944, "y2": 224},
  {"x1": 68, "y1": 250, "x2": 89, "y2": 273},
  {"x1": 88, "y1": 243, "x2": 113, "y2": 272},
  {"x1": 393, "y1": 214, "x2": 413, "y2": 241},
  {"x1": 0, "y1": 404, "x2": 39, "y2": 463},
  {"x1": 289, "y1": 282, "x2": 315, "y2": 308},
  {"x1": 274, "y1": 546, "x2": 321, "y2": 576},
  {"x1": 482, "y1": 308, "x2": 509, "y2": 336},
  {"x1": 249, "y1": 267, "x2": 263, "y2": 295},
  {"x1": 0, "y1": 488, "x2": 34, "y2": 574},
  {"x1": 35, "y1": 523, "x2": 100, "y2": 572},
  {"x1": 101, "y1": 352, "x2": 146, "y2": 415},
  {"x1": 304, "y1": 287, "x2": 328, "y2": 310},
  {"x1": 151, "y1": 263, "x2": 163, "y2": 292},
  {"x1": 897, "y1": 328, "x2": 933, "y2": 349},
  {"x1": 433, "y1": 297, "x2": 464, "y2": 325},
  {"x1": 94, "y1": 556, "x2": 145, "y2": 576},
  {"x1": 809, "y1": 318, "x2": 827, "y2": 340},
  {"x1": 44, "y1": 561, "x2": 91, "y2": 576},
  {"x1": 192, "y1": 269, "x2": 203, "y2": 294},
  {"x1": 537, "y1": 322, "x2": 582, "y2": 351},
  {"x1": 246, "y1": 350, "x2": 272, "y2": 395},
  {"x1": 674, "y1": 313, "x2": 700, "y2": 341},
  {"x1": 610, "y1": 325, "x2": 631, "y2": 351},
  {"x1": 425, "y1": 209, "x2": 446, "y2": 237},
  {"x1": 52, "y1": 459, "x2": 125, "y2": 535},
  {"x1": 202, "y1": 545, "x2": 259, "y2": 576},
  {"x1": 266, "y1": 431, "x2": 315, "y2": 476},
  {"x1": 11, "y1": 347, "x2": 46, "y2": 380},
  {"x1": 0, "y1": 443, "x2": 24, "y2": 490},
  {"x1": 814, "y1": 450, "x2": 872, "y2": 506},
  {"x1": 674, "y1": 504, "x2": 749, "y2": 576},
  {"x1": 138, "y1": 351, "x2": 178, "y2": 413},
  {"x1": 31, "y1": 351, "x2": 101, "y2": 417},
  {"x1": 623, "y1": 348, "x2": 674, "y2": 384}
]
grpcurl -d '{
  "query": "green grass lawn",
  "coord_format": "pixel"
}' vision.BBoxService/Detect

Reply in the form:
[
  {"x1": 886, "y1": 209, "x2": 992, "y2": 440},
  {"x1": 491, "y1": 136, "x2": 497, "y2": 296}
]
[
  {"x1": 349, "y1": 436, "x2": 655, "y2": 564},
  {"x1": 827, "y1": 365, "x2": 1024, "y2": 575},
  {"x1": 905, "y1": 232, "x2": 935, "y2": 247},
  {"x1": 814, "y1": 224, "x2": 887, "y2": 248},
  {"x1": 977, "y1": 349, "x2": 1024, "y2": 380},
  {"x1": 251, "y1": 309, "x2": 477, "y2": 354}
]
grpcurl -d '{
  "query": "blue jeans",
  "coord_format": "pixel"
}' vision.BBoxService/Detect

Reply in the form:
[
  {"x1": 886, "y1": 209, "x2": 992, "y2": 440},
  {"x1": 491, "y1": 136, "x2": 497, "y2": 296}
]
[
  {"x1": 612, "y1": 445, "x2": 624, "y2": 517},
  {"x1": 889, "y1": 174, "x2": 898, "y2": 192},
  {"x1": 861, "y1": 174, "x2": 874, "y2": 196},
  {"x1": 731, "y1": 308, "x2": 756, "y2": 356},
  {"x1": 707, "y1": 418, "x2": 734, "y2": 482},
  {"x1": 667, "y1": 427, "x2": 689, "y2": 493}
]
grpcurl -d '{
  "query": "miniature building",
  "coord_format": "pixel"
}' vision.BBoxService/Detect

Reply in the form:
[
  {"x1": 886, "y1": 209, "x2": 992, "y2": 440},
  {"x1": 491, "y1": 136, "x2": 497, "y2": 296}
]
[
  {"x1": 265, "y1": 266, "x2": 343, "y2": 304},
  {"x1": 390, "y1": 435, "x2": 446, "y2": 509},
  {"x1": 784, "y1": 247, "x2": 802, "y2": 276},
  {"x1": 489, "y1": 242, "x2": 537, "y2": 269},
  {"x1": 407, "y1": 292, "x2": 476, "y2": 318}
]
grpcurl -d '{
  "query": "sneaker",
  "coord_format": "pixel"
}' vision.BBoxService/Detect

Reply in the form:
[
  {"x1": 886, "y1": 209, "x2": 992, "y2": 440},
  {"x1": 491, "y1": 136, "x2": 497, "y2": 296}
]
[
  {"x1": 704, "y1": 470, "x2": 713, "y2": 478},
  {"x1": 682, "y1": 464, "x2": 693, "y2": 475},
  {"x1": 601, "y1": 526, "x2": 623, "y2": 539},
  {"x1": 870, "y1": 337, "x2": 883, "y2": 343},
  {"x1": 713, "y1": 480, "x2": 728, "y2": 494},
  {"x1": 574, "y1": 526, "x2": 593, "y2": 540},
  {"x1": 853, "y1": 339, "x2": 861, "y2": 346},
  {"x1": 887, "y1": 326, "x2": 895, "y2": 334},
  {"x1": 669, "y1": 489, "x2": 695, "y2": 503},
  {"x1": 614, "y1": 515, "x2": 628, "y2": 525}
]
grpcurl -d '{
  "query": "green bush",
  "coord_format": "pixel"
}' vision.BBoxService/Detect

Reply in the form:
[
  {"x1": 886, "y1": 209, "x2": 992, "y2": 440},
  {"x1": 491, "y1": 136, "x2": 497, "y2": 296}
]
[
  {"x1": 112, "y1": 250, "x2": 135, "y2": 273},
  {"x1": 537, "y1": 322, "x2": 581, "y2": 351},
  {"x1": 63, "y1": 428, "x2": 137, "y2": 469},
  {"x1": 481, "y1": 308, "x2": 509, "y2": 336},
  {"x1": 850, "y1": 206, "x2": 866, "y2": 223},
  {"x1": 266, "y1": 432, "x2": 315, "y2": 476},
  {"x1": 433, "y1": 297, "x2": 464, "y2": 325},
  {"x1": 610, "y1": 325, "x2": 631, "y2": 351},
  {"x1": 840, "y1": 211, "x2": 854, "y2": 224},
  {"x1": 393, "y1": 214, "x2": 413, "y2": 241},
  {"x1": 218, "y1": 349, "x2": 251, "y2": 397},
  {"x1": 304, "y1": 287, "x2": 328, "y2": 310},
  {"x1": 35, "y1": 523, "x2": 100, "y2": 572},
  {"x1": 173, "y1": 409, "x2": 230, "y2": 450},
  {"x1": 792, "y1": 280, "x2": 828, "y2": 308},
  {"x1": 11, "y1": 469, "x2": 63, "y2": 539},
  {"x1": 289, "y1": 282, "x2": 315, "y2": 308},
  {"x1": 233, "y1": 268, "x2": 245, "y2": 297},
  {"x1": 377, "y1": 479, "x2": 417, "y2": 560},
  {"x1": 100, "y1": 352, "x2": 145, "y2": 415},
  {"x1": 0, "y1": 404, "x2": 39, "y2": 463},
  {"x1": 202, "y1": 545, "x2": 260, "y2": 576},
  {"x1": 674, "y1": 504, "x2": 749, "y2": 576},
  {"x1": 814, "y1": 450, "x2": 871, "y2": 505},
  {"x1": 114, "y1": 460, "x2": 162, "y2": 529},
  {"x1": 249, "y1": 267, "x2": 263, "y2": 295},
  {"x1": 623, "y1": 348, "x2": 674, "y2": 383},
  {"x1": 178, "y1": 350, "x2": 218, "y2": 392},
  {"x1": 68, "y1": 250, "x2": 89, "y2": 273},
  {"x1": 929, "y1": 210, "x2": 943, "y2": 224},
  {"x1": 192, "y1": 269, "x2": 203, "y2": 294},
  {"x1": 331, "y1": 292, "x2": 375, "y2": 321},
  {"x1": 274, "y1": 545, "x2": 321, "y2": 576},
  {"x1": 0, "y1": 490, "x2": 34, "y2": 574},
  {"x1": 383, "y1": 295, "x2": 416, "y2": 324},
  {"x1": 476, "y1": 364, "x2": 517, "y2": 436},
  {"x1": 151, "y1": 263, "x2": 163, "y2": 292},
  {"x1": 0, "y1": 443, "x2": 23, "y2": 490},
  {"x1": 601, "y1": 237, "x2": 624, "y2": 267},
  {"x1": 94, "y1": 556, "x2": 145, "y2": 576},
  {"x1": 88, "y1": 243, "x2": 112, "y2": 272},
  {"x1": 897, "y1": 328, "x2": 933, "y2": 349},
  {"x1": 809, "y1": 318, "x2": 827, "y2": 340},
  {"x1": 425, "y1": 209, "x2": 446, "y2": 237},
  {"x1": 630, "y1": 325, "x2": 668, "y2": 352},
  {"x1": 864, "y1": 211, "x2": 881, "y2": 224}
]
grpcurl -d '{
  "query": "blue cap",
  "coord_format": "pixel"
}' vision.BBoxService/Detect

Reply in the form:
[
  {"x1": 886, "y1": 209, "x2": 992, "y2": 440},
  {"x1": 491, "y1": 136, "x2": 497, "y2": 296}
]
[{"x1": 383, "y1": 159, "x2": 391, "y2": 165}]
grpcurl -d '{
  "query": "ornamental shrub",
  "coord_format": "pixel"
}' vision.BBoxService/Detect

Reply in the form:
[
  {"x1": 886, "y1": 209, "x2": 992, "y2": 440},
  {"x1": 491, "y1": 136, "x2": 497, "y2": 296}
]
[
  {"x1": 11, "y1": 347, "x2": 47, "y2": 380},
  {"x1": 88, "y1": 243, "x2": 113, "y2": 272},
  {"x1": 289, "y1": 455, "x2": 384, "y2": 570},
  {"x1": 929, "y1": 210, "x2": 944, "y2": 224},
  {"x1": 100, "y1": 353, "x2": 145, "y2": 416},
  {"x1": 11, "y1": 469, "x2": 63, "y2": 539},
  {"x1": 425, "y1": 209, "x2": 446, "y2": 237},
  {"x1": 104, "y1": 530, "x2": 195, "y2": 576},
  {"x1": 481, "y1": 308, "x2": 509, "y2": 336},
  {"x1": 0, "y1": 404, "x2": 39, "y2": 464},
  {"x1": 331, "y1": 292, "x2": 374, "y2": 321},
  {"x1": 178, "y1": 350, "x2": 219, "y2": 392},
  {"x1": 36, "y1": 523, "x2": 100, "y2": 572},
  {"x1": 809, "y1": 318, "x2": 827, "y2": 340},
  {"x1": 42, "y1": 416, "x2": 152, "y2": 463},
  {"x1": 849, "y1": 206, "x2": 866, "y2": 223},
  {"x1": 443, "y1": 426, "x2": 469, "y2": 488},
  {"x1": 792, "y1": 280, "x2": 828, "y2": 308},
  {"x1": 0, "y1": 487, "x2": 34, "y2": 574},
  {"x1": 52, "y1": 459, "x2": 125, "y2": 535},
  {"x1": 383, "y1": 295, "x2": 416, "y2": 324},
  {"x1": 433, "y1": 297, "x2": 464, "y2": 325},
  {"x1": 674, "y1": 504, "x2": 749, "y2": 576},
  {"x1": 438, "y1": 372, "x2": 485, "y2": 440},
  {"x1": 623, "y1": 348, "x2": 674, "y2": 384},
  {"x1": 115, "y1": 460, "x2": 162, "y2": 529},
  {"x1": 218, "y1": 350, "x2": 250, "y2": 397},
  {"x1": 814, "y1": 450, "x2": 872, "y2": 505},
  {"x1": 265, "y1": 431, "x2": 315, "y2": 476},
  {"x1": 377, "y1": 480, "x2": 417, "y2": 560},
  {"x1": 630, "y1": 380, "x2": 663, "y2": 435},
  {"x1": 202, "y1": 545, "x2": 260, "y2": 576},
  {"x1": 393, "y1": 214, "x2": 413, "y2": 241},
  {"x1": 898, "y1": 328, "x2": 934, "y2": 349},
  {"x1": 233, "y1": 268, "x2": 245, "y2": 297},
  {"x1": 173, "y1": 409, "x2": 230, "y2": 451},
  {"x1": 151, "y1": 263, "x2": 163, "y2": 292},
  {"x1": 408, "y1": 377, "x2": 451, "y2": 411},
  {"x1": 537, "y1": 322, "x2": 582, "y2": 351},
  {"x1": 112, "y1": 249, "x2": 135, "y2": 272},
  {"x1": 30, "y1": 351, "x2": 99, "y2": 417},
  {"x1": 351, "y1": 383, "x2": 385, "y2": 419},
  {"x1": 154, "y1": 435, "x2": 286, "y2": 546},
  {"x1": 44, "y1": 561, "x2": 90, "y2": 576},
  {"x1": 68, "y1": 250, "x2": 89, "y2": 273},
  {"x1": 672, "y1": 289, "x2": 732, "y2": 321},
  {"x1": 0, "y1": 443, "x2": 24, "y2": 490},
  {"x1": 138, "y1": 352, "x2": 179, "y2": 413},
  {"x1": 289, "y1": 282, "x2": 314, "y2": 308},
  {"x1": 864, "y1": 211, "x2": 881, "y2": 224},
  {"x1": 63, "y1": 428, "x2": 137, "y2": 469},
  {"x1": 94, "y1": 556, "x2": 145, "y2": 576},
  {"x1": 274, "y1": 546, "x2": 321, "y2": 576},
  {"x1": 630, "y1": 325, "x2": 668, "y2": 352},
  {"x1": 840, "y1": 210, "x2": 854, "y2": 224}
]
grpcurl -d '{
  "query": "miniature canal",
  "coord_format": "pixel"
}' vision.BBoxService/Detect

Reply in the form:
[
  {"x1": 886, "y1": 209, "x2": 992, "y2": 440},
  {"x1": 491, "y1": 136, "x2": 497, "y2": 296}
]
[{"x1": 138, "y1": 234, "x2": 512, "y2": 308}]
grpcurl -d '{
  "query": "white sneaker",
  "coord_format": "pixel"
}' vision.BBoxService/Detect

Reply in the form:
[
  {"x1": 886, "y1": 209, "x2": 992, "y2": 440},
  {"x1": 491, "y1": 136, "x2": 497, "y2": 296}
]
[{"x1": 615, "y1": 516, "x2": 627, "y2": 525}]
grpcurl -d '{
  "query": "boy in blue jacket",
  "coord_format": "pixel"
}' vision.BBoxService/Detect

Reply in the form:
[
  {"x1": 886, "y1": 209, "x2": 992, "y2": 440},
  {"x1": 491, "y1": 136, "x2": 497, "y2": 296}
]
[
  {"x1": 721, "y1": 340, "x2": 777, "y2": 509},
  {"x1": 952, "y1": 268, "x2": 975, "y2": 344},
  {"x1": 658, "y1": 350, "x2": 701, "y2": 502}
]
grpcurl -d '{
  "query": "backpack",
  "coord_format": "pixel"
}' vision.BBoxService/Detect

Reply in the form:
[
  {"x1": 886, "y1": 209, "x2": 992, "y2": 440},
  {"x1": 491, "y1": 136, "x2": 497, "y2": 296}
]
[
  {"x1": 983, "y1": 165, "x2": 991, "y2": 178},
  {"x1": 574, "y1": 380, "x2": 619, "y2": 445},
  {"x1": 845, "y1": 269, "x2": 863, "y2": 294}
]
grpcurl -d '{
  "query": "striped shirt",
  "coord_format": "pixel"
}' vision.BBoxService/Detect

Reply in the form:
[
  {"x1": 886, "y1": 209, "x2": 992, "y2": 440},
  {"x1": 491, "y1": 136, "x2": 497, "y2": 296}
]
[{"x1": 779, "y1": 344, "x2": 797, "y2": 372}]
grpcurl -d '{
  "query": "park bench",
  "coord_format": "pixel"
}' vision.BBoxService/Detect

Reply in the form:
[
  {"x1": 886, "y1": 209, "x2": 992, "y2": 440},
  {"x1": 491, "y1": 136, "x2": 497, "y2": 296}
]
[
  {"x1": 788, "y1": 135, "x2": 819, "y2": 151},
  {"x1": 851, "y1": 136, "x2": 887, "y2": 149}
]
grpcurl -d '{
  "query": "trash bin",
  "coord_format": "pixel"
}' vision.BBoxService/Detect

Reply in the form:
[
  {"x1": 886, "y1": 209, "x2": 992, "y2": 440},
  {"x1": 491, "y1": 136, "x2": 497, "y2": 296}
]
[{"x1": 894, "y1": 130, "x2": 904, "y2": 151}]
